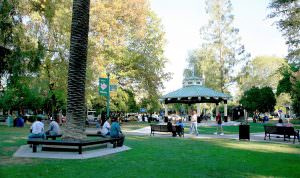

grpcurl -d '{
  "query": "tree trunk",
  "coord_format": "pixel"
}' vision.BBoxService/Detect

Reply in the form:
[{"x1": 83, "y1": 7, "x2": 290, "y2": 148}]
[{"x1": 62, "y1": 0, "x2": 90, "y2": 141}]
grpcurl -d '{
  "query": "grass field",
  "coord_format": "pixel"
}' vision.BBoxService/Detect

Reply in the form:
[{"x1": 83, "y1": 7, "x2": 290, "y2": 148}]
[
  {"x1": 1, "y1": 125, "x2": 300, "y2": 178},
  {"x1": 119, "y1": 121, "x2": 300, "y2": 134}
]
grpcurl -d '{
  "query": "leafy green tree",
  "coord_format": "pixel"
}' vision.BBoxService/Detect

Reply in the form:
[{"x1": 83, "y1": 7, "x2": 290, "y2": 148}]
[
  {"x1": 125, "y1": 90, "x2": 139, "y2": 112},
  {"x1": 292, "y1": 80, "x2": 300, "y2": 114},
  {"x1": 276, "y1": 64, "x2": 297, "y2": 95},
  {"x1": 276, "y1": 64, "x2": 300, "y2": 114},
  {"x1": 260, "y1": 87, "x2": 277, "y2": 112},
  {"x1": 237, "y1": 56, "x2": 286, "y2": 93},
  {"x1": 240, "y1": 87, "x2": 276, "y2": 113},
  {"x1": 88, "y1": 1, "x2": 169, "y2": 106},
  {"x1": 184, "y1": 48, "x2": 221, "y2": 90},
  {"x1": 269, "y1": 0, "x2": 300, "y2": 66},
  {"x1": 268, "y1": 0, "x2": 300, "y2": 114},
  {"x1": 1, "y1": 0, "x2": 167, "y2": 116},
  {"x1": 240, "y1": 87, "x2": 260, "y2": 113},
  {"x1": 0, "y1": 0, "x2": 44, "y2": 85},
  {"x1": 0, "y1": 0, "x2": 47, "y2": 115}
]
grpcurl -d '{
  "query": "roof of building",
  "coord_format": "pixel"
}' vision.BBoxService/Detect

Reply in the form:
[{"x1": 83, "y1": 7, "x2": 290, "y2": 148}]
[{"x1": 161, "y1": 85, "x2": 231, "y2": 104}]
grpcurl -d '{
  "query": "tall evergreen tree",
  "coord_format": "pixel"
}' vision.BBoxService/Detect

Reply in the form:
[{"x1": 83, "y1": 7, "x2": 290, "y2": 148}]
[{"x1": 199, "y1": 0, "x2": 250, "y2": 92}]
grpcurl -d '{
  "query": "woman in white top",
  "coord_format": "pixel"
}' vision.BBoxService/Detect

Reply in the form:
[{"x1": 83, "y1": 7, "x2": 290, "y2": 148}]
[
  {"x1": 190, "y1": 111, "x2": 199, "y2": 136},
  {"x1": 101, "y1": 119, "x2": 111, "y2": 136}
]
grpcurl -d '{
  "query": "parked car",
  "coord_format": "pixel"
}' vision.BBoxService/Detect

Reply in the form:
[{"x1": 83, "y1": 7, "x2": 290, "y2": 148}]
[
  {"x1": 123, "y1": 113, "x2": 138, "y2": 122},
  {"x1": 87, "y1": 110, "x2": 97, "y2": 122}
]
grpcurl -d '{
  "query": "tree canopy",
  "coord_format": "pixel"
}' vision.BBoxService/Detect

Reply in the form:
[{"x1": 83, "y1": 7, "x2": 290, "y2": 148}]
[
  {"x1": 184, "y1": 0, "x2": 249, "y2": 93},
  {"x1": 240, "y1": 87, "x2": 276, "y2": 113},
  {"x1": 269, "y1": 0, "x2": 300, "y2": 66},
  {"x1": 0, "y1": 0, "x2": 169, "y2": 115}
]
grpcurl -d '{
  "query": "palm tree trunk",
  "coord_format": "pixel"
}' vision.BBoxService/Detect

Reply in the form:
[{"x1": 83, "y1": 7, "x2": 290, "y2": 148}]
[{"x1": 62, "y1": 0, "x2": 90, "y2": 141}]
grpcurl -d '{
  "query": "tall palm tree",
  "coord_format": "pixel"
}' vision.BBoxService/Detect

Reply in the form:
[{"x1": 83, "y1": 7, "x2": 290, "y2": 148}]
[{"x1": 63, "y1": 0, "x2": 90, "y2": 141}]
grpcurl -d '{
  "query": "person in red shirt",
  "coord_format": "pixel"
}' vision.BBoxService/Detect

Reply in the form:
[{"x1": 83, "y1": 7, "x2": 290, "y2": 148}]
[{"x1": 214, "y1": 113, "x2": 224, "y2": 135}]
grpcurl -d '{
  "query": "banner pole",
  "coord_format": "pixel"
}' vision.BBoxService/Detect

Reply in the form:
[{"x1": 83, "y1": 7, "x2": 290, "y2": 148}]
[{"x1": 106, "y1": 73, "x2": 110, "y2": 119}]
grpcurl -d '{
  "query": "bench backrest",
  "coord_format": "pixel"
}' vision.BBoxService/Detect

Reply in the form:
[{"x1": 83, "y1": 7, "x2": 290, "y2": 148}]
[
  {"x1": 264, "y1": 125, "x2": 295, "y2": 135},
  {"x1": 283, "y1": 127, "x2": 295, "y2": 135},
  {"x1": 151, "y1": 125, "x2": 161, "y2": 131},
  {"x1": 150, "y1": 124, "x2": 169, "y2": 132},
  {"x1": 160, "y1": 125, "x2": 169, "y2": 132}
]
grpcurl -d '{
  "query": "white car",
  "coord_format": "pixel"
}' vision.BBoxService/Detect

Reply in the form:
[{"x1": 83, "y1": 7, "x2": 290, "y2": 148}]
[{"x1": 87, "y1": 110, "x2": 97, "y2": 121}]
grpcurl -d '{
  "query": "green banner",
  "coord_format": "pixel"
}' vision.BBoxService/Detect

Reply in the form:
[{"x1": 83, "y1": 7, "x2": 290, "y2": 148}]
[{"x1": 99, "y1": 77, "x2": 109, "y2": 96}]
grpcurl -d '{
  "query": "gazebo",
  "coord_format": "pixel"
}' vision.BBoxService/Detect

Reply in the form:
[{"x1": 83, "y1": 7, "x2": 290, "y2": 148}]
[{"x1": 161, "y1": 75, "x2": 231, "y2": 121}]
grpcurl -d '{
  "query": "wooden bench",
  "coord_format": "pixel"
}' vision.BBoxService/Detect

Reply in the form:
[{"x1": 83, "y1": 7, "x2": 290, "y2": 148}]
[
  {"x1": 45, "y1": 134, "x2": 63, "y2": 140},
  {"x1": 264, "y1": 125, "x2": 299, "y2": 143},
  {"x1": 150, "y1": 124, "x2": 184, "y2": 137},
  {"x1": 27, "y1": 137, "x2": 121, "y2": 154}
]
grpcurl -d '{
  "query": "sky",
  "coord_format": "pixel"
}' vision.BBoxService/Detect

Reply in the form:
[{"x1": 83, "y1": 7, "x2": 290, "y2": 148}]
[{"x1": 150, "y1": 0, "x2": 288, "y2": 95}]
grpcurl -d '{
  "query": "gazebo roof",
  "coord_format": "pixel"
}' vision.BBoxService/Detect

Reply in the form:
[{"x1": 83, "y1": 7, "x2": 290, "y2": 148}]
[{"x1": 161, "y1": 85, "x2": 231, "y2": 104}]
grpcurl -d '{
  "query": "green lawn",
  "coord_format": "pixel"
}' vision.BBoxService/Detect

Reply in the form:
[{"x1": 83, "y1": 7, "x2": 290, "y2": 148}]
[
  {"x1": 1, "y1": 125, "x2": 300, "y2": 178},
  {"x1": 197, "y1": 122, "x2": 266, "y2": 134}
]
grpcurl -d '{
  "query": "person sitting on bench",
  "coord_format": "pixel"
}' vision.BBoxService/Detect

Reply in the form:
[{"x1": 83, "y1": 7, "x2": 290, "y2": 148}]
[
  {"x1": 167, "y1": 119, "x2": 177, "y2": 137},
  {"x1": 176, "y1": 119, "x2": 184, "y2": 137},
  {"x1": 28, "y1": 117, "x2": 46, "y2": 139},
  {"x1": 100, "y1": 118, "x2": 111, "y2": 136},
  {"x1": 276, "y1": 118, "x2": 284, "y2": 126},
  {"x1": 110, "y1": 117, "x2": 125, "y2": 147},
  {"x1": 46, "y1": 117, "x2": 61, "y2": 137}
]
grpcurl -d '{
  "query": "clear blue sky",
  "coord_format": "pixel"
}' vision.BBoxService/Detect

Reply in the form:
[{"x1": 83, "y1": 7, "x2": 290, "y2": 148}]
[{"x1": 150, "y1": 0, "x2": 288, "y2": 94}]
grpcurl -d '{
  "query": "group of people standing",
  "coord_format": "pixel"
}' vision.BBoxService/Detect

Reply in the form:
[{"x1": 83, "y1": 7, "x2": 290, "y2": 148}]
[{"x1": 167, "y1": 110, "x2": 224, "y2": 137}]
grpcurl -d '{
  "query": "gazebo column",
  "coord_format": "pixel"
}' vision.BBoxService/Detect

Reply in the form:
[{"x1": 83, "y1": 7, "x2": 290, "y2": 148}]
[
  {"x1": 216, "y1": 103, "x2": 219, "y2": 117},
  {"x1": 224, "y1": 100, "x2": 228, "y2": 122},
  {"x1": 164, "y1": 104, "x2": 168, "y2": 116},
  {"x1": 197, "y1": 103, "x2": 201, "y2": 116}
]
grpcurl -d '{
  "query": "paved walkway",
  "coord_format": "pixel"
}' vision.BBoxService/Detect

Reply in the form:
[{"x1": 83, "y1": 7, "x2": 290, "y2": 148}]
[
  {"x1": 14, "y1": 145, "x2": 131, "y2": 159},
  {"x1": 86, "y1": 121, "x2": 299, "y2": 145}
]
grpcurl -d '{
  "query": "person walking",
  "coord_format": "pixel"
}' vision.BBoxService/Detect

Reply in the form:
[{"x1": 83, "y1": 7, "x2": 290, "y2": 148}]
[
  {"x1": 190, "y1": 111, "x2": 199, "y2": 136},
  {"x1": 214, "y1": 112, "x2": 224, "y2": 135}
]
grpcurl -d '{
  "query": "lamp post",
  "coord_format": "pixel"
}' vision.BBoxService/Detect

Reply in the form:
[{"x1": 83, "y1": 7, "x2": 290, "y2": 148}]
[{"x1": 106, "y1": 73, "x2": 110, "y2": 119}]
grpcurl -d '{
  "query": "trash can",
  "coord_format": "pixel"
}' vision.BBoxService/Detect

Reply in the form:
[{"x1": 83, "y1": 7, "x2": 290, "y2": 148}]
[{"x1": 239, "y1": 124, "x2": 250, "y2": 140}]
